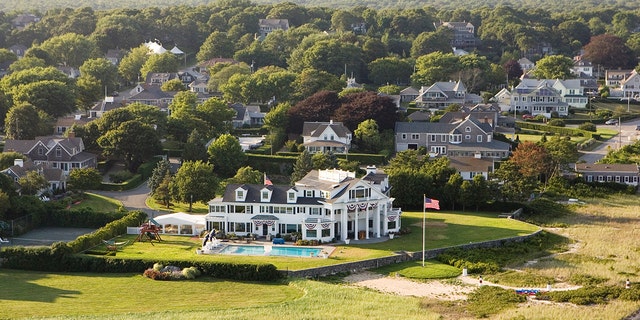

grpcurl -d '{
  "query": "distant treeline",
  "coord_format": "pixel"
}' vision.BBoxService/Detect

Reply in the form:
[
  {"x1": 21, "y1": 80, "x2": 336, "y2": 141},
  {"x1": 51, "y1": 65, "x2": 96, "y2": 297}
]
[{"x1": 2, "y1": 0, "x2": 640, "y2": 13}]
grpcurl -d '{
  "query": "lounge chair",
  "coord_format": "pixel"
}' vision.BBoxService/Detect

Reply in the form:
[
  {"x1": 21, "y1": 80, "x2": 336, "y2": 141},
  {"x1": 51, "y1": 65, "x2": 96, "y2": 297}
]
[{"x1": 103, "y1": 240, "x2": 129, "y2": 251}]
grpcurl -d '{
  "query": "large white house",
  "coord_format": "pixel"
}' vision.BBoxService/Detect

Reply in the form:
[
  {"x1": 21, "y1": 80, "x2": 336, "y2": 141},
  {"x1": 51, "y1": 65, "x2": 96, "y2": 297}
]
[{"x1": 206, "y1": 167, "x2": 401, "y2": 243}]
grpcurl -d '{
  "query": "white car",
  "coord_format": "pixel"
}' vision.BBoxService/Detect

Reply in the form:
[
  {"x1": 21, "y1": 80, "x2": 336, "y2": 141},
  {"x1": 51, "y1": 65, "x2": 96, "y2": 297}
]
[{"x1": 605, "y1": 119, "x2": 618, "y2": 125}]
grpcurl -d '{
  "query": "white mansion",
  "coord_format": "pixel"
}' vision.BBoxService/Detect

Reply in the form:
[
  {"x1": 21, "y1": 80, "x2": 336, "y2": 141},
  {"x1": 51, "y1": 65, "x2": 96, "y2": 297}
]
[{"x1": 206, "y1": 167, "x2": 401, "y2": 243}]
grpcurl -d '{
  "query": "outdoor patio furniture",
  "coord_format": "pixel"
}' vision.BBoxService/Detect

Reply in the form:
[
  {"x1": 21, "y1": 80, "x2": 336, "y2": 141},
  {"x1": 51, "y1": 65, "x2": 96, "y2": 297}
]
[{"x1": 272, "y1": 238, "x2": 285, "y2": 244}]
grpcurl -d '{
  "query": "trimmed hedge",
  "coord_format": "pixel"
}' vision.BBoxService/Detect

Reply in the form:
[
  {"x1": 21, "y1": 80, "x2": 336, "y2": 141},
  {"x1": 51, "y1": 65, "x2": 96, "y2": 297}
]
[
  {"x1": 516, "y1": 121, "x2": 601, "y2": 140},
  {"x1": 0, "y1": 247, "x2": 282, "y2": 281},
  {"x1": 276, "y1": 151, "x2": 388, "y2": 165},
  {"x1": 65, "y1": 210, "x2": 147, "y2": 253},
  {"x1": 100, "y1": 174, "x2": 143, "y2": 191},
  {"x1": 43, "y1": 207, "x2": 127, "y2": 229}
]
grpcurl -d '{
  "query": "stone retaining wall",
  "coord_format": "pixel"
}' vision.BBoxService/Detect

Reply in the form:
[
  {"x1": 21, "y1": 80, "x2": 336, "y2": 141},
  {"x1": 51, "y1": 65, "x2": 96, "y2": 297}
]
[{"x1": 284, "y1": 229, "x2": 542, "y2": 278}]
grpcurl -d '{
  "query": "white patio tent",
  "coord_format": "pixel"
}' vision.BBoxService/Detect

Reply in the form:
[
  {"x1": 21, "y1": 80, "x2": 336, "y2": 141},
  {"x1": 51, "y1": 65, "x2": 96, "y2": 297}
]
[{"x1": 148, "y1": 212, "x2": 206, "y2": 236}]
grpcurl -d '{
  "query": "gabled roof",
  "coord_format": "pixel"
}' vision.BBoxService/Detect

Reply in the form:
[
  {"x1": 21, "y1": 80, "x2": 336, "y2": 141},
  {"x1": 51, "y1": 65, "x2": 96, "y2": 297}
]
[
  {"x1": 302, "y1": 121, "x2": 352, "y2": 138},
  {"x1": 575, "y1": 163, "x2": 639, "y2": 173},
  {"x1": 259, "y1": 19, "x2": 290, "y2": 30},
  {"x1": 222, "y1": 183, "x2": 319, "y2": 205},
  {"x1": 448, "y1": 156, "x2": 495, "y2": 173},
  {"x1": 400, "y1": 87, "x2": 419, "y2": 95}
]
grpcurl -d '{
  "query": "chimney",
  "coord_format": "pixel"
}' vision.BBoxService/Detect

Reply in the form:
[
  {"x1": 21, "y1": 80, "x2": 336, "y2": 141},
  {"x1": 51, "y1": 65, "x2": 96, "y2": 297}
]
[
  {"x1": 14, "y1": 158, "x2": 24, "y2": 167},
  {"x1": 366, "y1": 165, "x2": 377, "y2": 175},
  {"x1": 329, "y1": 119, "x2": 334, "y2": 124}
]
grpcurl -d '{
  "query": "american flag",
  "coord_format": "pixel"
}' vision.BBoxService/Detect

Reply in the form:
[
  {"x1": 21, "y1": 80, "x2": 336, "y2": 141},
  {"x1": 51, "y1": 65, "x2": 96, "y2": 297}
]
[
  {"x1": 264, "y1": 173, "x2": 273, "y2": 185},
  {"x1": 424, "y1": 197, "x2": 440, "y2": 210}
]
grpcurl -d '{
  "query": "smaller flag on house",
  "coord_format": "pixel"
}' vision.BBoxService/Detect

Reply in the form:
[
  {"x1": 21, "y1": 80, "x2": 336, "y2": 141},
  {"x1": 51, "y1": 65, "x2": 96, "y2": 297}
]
[
  {"x1": 264, "y1": 173, "x2": 273, "y2": 185},
  {"x1": 424, "y1": 197, "x2": 440, "y2": 210}
]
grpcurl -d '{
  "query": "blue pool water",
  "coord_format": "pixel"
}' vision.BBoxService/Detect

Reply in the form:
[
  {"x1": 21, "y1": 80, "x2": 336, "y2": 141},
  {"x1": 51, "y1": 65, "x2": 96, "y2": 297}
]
[{"x1": 219, "y1": 244, "x2": 322, "y2": 257}]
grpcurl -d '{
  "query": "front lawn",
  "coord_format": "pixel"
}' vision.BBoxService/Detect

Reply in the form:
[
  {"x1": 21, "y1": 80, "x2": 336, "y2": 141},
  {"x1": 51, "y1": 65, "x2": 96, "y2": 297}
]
[
  {"x1": 68, "y1": 192, "x2": 123, "y2": 212},
  {"x1": 90, "y1": 211, "x2": 539, "y2": 271}
]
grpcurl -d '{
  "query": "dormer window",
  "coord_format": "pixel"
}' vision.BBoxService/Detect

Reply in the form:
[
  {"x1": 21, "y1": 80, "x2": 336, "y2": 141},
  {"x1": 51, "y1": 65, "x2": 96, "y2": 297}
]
[
  {"x1": 262, "y1": 191, "x2": 269, "y2": 200},
  {"x1": 236, "y1": 189, "x2": 245, "y2": 201},
  {"x1": 288, "y1": 191, "x2": 296, "y2": 202}
]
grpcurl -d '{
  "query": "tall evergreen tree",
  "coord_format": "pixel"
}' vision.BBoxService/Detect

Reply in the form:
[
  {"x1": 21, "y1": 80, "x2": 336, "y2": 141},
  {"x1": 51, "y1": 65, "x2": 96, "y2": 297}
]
[
  {"x1": 148, "y1": 158, "x2": 171, "y2": 194},
  {"x1": 182, "y1": 129, "x2": 208, "y2": 162},
  {"x1": 291, "y1": 149, "x2": 313, "y2": 183}
]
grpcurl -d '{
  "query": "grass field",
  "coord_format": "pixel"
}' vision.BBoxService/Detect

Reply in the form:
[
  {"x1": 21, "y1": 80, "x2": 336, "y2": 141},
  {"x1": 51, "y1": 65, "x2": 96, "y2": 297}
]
[
  {"x1": 70, "y1": 193, "x2": 123, "y2": 212},
  {"x1": 92, "y1": 210, "x2": 539, "y2": 271},
  {"x1": 145, "y1": 197, "x2": 209, "y2": 214},
  {"x1": 2, "y1": 196, "x2": 640, "y2": 319}
]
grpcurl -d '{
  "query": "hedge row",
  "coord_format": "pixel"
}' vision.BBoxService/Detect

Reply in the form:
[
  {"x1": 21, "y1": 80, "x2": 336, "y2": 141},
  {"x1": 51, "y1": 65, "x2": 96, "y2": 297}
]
[
  {"x1": 275, "y1": 152, "x2": 388, "y2": 165},
  {"x1": 66, "y1": 210, "x2": 147, "y2": 253},
  {"x1": 0, "y1": 246, "x2": 281, "y2": 281},
  {"x1": 43, "y1": 207, "x2": 127, "y2": 229},
  {"x1": 517, "y1": 121, "x2": 601, "y2": 140},
  {"x1": 100, "y1": 174, "x2": 143, "y2": 191}
]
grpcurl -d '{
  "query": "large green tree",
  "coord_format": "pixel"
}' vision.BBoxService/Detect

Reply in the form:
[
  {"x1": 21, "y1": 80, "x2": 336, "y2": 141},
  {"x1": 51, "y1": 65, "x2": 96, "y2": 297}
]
[
  {"x1": 291, "y1": 149, "x2": 313, "y2": 183},
  {"x1": 97, "y1": 120, "x2": 162, "y2": 172},
  {"x1": 12, "y1": 80, "x2": 77, "y2": 118},
  {"x1": 140, "y1": 52, "x2": 179, "y2": 80},
  {"x1": 67, "y1": 168, "x2": 102, "y2": 194},
  {"x1": 148, "y1": 158, "x2": 172, "y2": 195},
  {"x1": 4, "y1": 104, "x2": 52, "y2": 140},
  {"x1": 207, "y1": 133, "x2": 247, "y2": 178},
  {"x1": 171, "y1": 160, "x2": 218, "y2": 212},
  {"x1": 36, "y1": 33, "x2": 98, "y2": 68},
  {"x1": 531, "y1": 55, "x2": 574, "y2": 79}
]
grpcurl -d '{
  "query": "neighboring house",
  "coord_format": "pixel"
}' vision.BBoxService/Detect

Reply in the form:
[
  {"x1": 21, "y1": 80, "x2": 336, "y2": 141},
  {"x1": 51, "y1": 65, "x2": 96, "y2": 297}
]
[
  {"x1": 395, "y1": 116, "x2": 511, "y2": 158},
  {"x1": 574, "y1": 163, "x2": 639, "y2": 186},
  {"x1": 448, "y1": 156, "x2": 495, "y2": 180},
  {"x1": 518, "y1": 57, "x2": 535, "y2": 73},
  {"x1": 620, "y1": 70, "x2": 640, "y2": 100},
  {"x1": 11, "y1": 14, "x2": 40, "y2": 30},
  {"x1": 434, "y1": 21, "x2": 479, "y2": 50},
  {"x1": 407, "y1": 110, "x2": 430, "y2": 122},
  {"x1": 189, "y1": 79, "x2": 209, "y2": 94},
  {"x1": 54, "y1": 115, "x2": 89, "y2": 135},
  {"x1": 230, "y1": 103, "x2": 265, "y2": 128},
  {"x1": 196, "y1": 58, "x2": 239, "y2": 74},
  {"x1": 127, "y1": 84, "x2": 210, "y2": 114},
  {"x1": 206, "y1": 167, "x2": 401, "y2": 242},
  {"x1": 605, "y1": 69, "x2": 633, "y2": 87},
  {"x1": 146, "y1": 72, "x2": 176, "y2": 85},
  {"x1": 105, "y1": 49, "x2": 126, "y2": 65},
  {"x1": 497, "y1": 80, "x2": 570, "y2": 117},
  {"x1": 9, "y1": 44, "x2": 27, "y2": 59},
  {"x1": 572, "y1": 56, "x2": 593, "y2": 77},
  {"x1": 414, "y1": 81, "x2": 482, "y2": 109},
  {"x1": 57, "y1": 66, "x2": 80, "y2": 78},
  {"x1": 2, "y1": 159, "x2": 66, "y2": 194},
  {"x1": 3, "y1": 134, "x2": 97, "y2": 175},
  {"x1": 90, "y1": 96, "x2": 122, "y2": 118},
  {"x1": 258, "y1": 19, "x2": 289, "y2": 39},
  {"x1": 351, "y1": 22, "x2": 367, "y2": 34},
  {"x1": 400, "y1": 86, "x2": 420, "y2": 103},
  {"x1": 301, "y1": 121, "x2": 352, "y2": 154}
]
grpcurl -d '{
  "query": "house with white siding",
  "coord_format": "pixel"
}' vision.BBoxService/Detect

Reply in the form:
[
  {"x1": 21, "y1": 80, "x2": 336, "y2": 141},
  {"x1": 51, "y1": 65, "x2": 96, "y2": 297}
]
[{"x1": 206, "y1": 167, "x2": 400, "y2": 243}]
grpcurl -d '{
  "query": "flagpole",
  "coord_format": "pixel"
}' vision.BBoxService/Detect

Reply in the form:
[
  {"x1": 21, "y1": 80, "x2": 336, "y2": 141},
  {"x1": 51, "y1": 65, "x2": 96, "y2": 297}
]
[{"x1": 422, "y1": 194, "x2": 426, "y2": 267}]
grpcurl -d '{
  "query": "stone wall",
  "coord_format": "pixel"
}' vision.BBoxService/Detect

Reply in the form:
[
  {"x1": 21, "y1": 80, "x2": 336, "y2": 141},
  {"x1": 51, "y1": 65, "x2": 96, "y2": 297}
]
[{"x1": 284, "y1": 229, "x2": 542, "y2": 278}]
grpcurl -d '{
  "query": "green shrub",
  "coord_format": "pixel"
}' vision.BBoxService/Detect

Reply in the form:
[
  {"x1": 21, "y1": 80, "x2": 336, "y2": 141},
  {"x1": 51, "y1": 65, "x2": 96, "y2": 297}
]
[
  {"x1": 569, "y1": 273, "x2": 608, "y2": 286},
  {"x1": 109, "y1": 170, "x2": 134, "y2": 183},
  {"x1": 547, "y1": 119, "x2": 565, "y2": 127},
  {"x1": 538, "y1": 286, "x2": 623, "y2": 305},
  {"x1": 182, "y1": 266, "x2": 201, "y2": 279},
  {"x1": 578, "y1": 122, "x2": 597, "y2": 132},
  {"x1": 466, "y1": 286, "x2": 526, "y2": 317}
]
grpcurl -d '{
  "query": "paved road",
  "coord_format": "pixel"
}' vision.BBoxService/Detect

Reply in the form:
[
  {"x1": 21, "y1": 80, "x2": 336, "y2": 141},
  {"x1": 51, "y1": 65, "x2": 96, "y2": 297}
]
[
  {"x1": 92, "y1": 158, "x2": 182, "y2": 218},
  {"x1": 578, "y1": 118, "x2": 640, "y2": 163}
]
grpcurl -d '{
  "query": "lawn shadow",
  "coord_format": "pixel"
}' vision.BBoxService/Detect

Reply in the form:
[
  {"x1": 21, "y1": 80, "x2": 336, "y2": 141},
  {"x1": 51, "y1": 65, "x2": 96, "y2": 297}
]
[{"x1": 0, "y1": 270, "x2": 81, "y2": 302}]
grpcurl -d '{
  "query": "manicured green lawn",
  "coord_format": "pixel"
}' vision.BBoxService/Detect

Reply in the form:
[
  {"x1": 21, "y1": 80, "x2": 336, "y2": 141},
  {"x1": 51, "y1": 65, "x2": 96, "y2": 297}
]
[
  {"x1": 0, "y1": 271, "x2": 434, "y2": 320},
  {"x1": 145, "y1": 197, "x2": 209, "y2": 214},
  {"x1": 373, "y1": 259, "x2": 462, "y2": 279},
  {"x1": 69, "y1": 193, "x2": 123, "y2": 212},
  {"x1": 94, "y1": 211, "x2": 538, "y2": 271},
  {"x1": 0, "y1": 269, "x2": 302, "y2": 319}
]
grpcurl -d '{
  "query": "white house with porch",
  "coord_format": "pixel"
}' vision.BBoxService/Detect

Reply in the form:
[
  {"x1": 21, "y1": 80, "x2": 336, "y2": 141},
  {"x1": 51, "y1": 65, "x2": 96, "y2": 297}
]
[
  {"x1": 206, "y1": 167, "x2": 400, "y2": 243},
  {"x1": 302, "y1": 121, "x2": 352, "y2": 154}
]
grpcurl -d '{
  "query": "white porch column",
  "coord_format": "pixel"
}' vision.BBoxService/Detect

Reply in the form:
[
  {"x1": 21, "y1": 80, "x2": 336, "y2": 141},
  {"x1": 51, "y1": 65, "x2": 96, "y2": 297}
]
[
  {"x1": 354, "y1": 206, "x2": 359, "y2": 240},
  {"x1": 382, "y1": 203, "x2": 388, "y2": 235},
  {"x1": 341, "y1": 207, "x2": 348, "y2": 241},
  {"x1": 374, "y1": 202, "x2": 381, "y2": 238},
  {"x1": 365, "y1": 204, "x2": 370, "y2": 239}
]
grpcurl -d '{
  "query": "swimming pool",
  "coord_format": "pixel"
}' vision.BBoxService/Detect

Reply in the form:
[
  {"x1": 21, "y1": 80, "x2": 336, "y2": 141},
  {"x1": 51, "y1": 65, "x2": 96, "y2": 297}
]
[{"x1": 219, "y1": 244, "x2": 323, "y2": 257}]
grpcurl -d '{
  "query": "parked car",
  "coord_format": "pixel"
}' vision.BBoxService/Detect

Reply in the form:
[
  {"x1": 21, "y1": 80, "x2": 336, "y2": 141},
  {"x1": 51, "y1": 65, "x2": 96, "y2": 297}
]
[
  {"x1": 636, "y1": 125, "x2": 640, "y2": 131},
  {"x1": 605, "y1": 119, "x2": 619, "y2": 125},
  {"x1": 522, "y1": 114, "x2": 535, "y2": 120}
]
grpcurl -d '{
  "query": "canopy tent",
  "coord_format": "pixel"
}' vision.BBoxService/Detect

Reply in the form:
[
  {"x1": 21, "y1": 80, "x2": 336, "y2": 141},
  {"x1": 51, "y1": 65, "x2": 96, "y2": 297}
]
[
  {"x1": 144, "y1": 41, "x2": 167, "y2": 54},
  {"x1": 152, "y1": 212, "x2": 206, "y2": 236},
  {"x1": 169, "y1": 45, "x2": 184, "y2": 54}
]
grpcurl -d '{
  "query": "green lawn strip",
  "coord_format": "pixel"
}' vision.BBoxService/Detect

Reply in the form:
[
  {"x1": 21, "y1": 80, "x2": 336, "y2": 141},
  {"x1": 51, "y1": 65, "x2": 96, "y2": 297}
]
[
  {"x1": 92, "y1": 212, "x2": 538, "y2": 271},
  {"x1": 372, "y1": 259, "x2": 461, "y2": 279},
  {"x1": 70, "y1": 192, "x2": 123, "y2": 212},
  {"x1": 7, "y1": 277, "x2": 435, "y2": 320},
  {"x1": 0, "y1": 269, "x2": 301, "y2": 319},
  {"x1": 145, "y1": 197, "x2": 209, "y2": 214}
]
